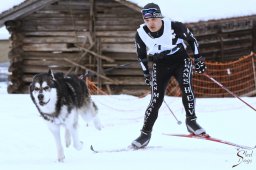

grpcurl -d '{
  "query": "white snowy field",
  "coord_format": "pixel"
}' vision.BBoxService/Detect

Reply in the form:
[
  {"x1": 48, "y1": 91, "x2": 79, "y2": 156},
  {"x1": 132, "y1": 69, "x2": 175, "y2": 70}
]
[{"x1": 0, "y1": 83, "x2": 256, "y2": 170}]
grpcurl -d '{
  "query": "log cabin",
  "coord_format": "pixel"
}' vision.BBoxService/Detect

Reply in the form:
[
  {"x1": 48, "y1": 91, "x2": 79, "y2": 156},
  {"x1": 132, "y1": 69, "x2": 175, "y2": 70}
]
[{"x1": 0, "y1": 0, "x2": 255, "y2": 95}]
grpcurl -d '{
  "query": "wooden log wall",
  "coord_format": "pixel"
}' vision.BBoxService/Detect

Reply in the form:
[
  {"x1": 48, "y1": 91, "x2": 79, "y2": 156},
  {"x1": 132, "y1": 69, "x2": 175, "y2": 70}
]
[
  {"x1": 9, "y1": 0, "x2": 93, "y2": 93},
  {"x1": 6, "y1": 0, "x2": 145, "y2": 95},
  {"x1": 187, "y1": 15, "x2": 256, "y2": 61},
  {"x1": 94, "y1": 0, "x2": 144, "y2": 95},
  {"x1": 5, "y1": 20, "x2": 25, "y2": 93}
]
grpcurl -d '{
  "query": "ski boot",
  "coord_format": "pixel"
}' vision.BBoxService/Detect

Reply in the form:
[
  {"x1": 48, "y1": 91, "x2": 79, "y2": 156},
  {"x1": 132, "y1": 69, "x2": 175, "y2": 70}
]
[
  {"x1": 131, "y1": 130, "x2": 151, "y2": 149},
  {"x1": 186, "y1": 116, "x2": 206, "y2": 136}
]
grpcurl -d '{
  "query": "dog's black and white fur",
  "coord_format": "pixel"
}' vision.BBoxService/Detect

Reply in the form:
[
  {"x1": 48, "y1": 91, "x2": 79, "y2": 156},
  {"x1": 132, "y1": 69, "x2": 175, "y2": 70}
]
[{"x1": 30, "y1": 69, "x2": 101, "y2": 162}]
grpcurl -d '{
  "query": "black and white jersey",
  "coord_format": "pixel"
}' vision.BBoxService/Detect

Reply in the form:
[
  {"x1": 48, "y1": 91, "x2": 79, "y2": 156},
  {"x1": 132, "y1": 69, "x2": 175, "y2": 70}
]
[{"x1": 135, "y1": 18, "x2": 200, "y2": 75}]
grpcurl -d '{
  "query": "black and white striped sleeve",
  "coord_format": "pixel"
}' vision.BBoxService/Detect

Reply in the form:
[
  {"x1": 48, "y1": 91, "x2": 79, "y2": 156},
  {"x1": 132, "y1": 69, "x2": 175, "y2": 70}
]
[
  {"x1": 135, "y1": 32, "x2": 150, "y2": 75},
  {"x1": 173, "y1": 22, "x2": 201, "y2": 58}
]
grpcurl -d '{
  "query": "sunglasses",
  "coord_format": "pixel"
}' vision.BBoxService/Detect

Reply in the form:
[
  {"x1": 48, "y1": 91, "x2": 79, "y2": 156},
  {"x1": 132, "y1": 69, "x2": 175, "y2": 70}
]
[{"x1": 141, "y1": 8, "x2": 162, "y2": 19}]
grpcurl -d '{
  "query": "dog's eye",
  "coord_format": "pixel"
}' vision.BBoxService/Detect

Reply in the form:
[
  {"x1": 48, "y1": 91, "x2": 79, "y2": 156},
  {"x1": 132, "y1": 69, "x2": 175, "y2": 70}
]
[
  {"x1": 43, "y1": 86, "x2": 50, "y2": 91},
  {"x1": 35, "y1": 87, "x2": 40, "y2": 91}
]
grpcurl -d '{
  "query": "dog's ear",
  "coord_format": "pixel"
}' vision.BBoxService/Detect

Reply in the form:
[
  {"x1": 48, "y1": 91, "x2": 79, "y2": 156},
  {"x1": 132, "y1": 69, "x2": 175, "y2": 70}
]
[
  {"x1": 48, "y1": 69, "x2": 55, "y2": 80},
  {"x1": 79, "y1": 70, "x2": 88, "y2": 80},
  {"x1": 29, "y1": 82, "x2": 33, "y2": 92}
]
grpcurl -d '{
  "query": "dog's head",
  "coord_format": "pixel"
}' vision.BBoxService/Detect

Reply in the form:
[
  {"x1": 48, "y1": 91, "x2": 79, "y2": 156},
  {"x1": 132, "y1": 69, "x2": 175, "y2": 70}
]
[{"x1": 30, "y1": 69, "x2": 57, "y2": 108}]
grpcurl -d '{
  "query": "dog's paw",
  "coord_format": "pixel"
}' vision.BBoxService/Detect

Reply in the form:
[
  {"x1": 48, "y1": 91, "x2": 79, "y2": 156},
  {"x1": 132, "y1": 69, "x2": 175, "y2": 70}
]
[
  {"x1": 57, "y1": 148, "x2": 65, "y2": 162},
  {"x1": 57, "y1": 154, "x2": 65, "y2": 162},
  {"x1": 93, "y1": 117, "x2": 102, "y2": 130},
  {"x1": 66, "y1": 140, "x2": 71, "y2": 148},
  {"x1": 74, "y1": 141, "x2": 83, "y2": 150},
  {"x1": 95, "y1": 124, "x2": 102, "y2": 131}
]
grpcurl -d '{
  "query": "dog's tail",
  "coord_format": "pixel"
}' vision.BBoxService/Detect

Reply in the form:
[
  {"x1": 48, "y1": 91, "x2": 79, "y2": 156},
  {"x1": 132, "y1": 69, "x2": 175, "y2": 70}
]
[{"x1": 92, "y1": 101, "x2": 98, "y2": 112}]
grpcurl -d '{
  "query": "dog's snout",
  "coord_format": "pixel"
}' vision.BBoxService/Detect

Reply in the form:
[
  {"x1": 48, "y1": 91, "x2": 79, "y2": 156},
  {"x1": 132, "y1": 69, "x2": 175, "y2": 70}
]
[{"x1": 38, "y1": 94, "x2": 44, "y2": 100}]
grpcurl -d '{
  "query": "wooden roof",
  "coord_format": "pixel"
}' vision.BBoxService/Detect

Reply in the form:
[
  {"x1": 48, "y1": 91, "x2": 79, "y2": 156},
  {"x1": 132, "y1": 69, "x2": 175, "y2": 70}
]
[{"x1": 0, "y1": 0, "x2": 141, "y2": 28}]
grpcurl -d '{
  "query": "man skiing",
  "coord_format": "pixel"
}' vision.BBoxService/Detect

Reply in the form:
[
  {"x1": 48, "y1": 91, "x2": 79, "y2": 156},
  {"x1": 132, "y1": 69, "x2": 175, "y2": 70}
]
[{"x1": 132, "y1": 3, "x2": 207, "y2": 149}]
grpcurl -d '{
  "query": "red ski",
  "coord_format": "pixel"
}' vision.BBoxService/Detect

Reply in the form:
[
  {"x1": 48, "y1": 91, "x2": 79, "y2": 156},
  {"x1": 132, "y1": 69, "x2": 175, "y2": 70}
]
[{"x1": 163, "y1": 133, "x2": 256, "y2": 150}]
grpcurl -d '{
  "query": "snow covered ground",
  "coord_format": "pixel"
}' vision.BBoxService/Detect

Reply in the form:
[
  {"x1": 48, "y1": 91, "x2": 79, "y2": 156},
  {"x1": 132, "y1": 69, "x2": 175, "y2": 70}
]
[{"x1": 0, "y1": 83, "x2": 256, "y2": 170}]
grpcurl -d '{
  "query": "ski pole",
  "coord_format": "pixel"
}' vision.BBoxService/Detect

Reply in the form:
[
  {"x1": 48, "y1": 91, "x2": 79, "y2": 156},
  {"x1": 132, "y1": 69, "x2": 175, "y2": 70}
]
[
  {"x1": 163, "y1": 99, "x2": 182, "y2": 125},
  {"x1": 103, "y1": 58, "x2": 150, "y2": 74},
  {"x1": 104, "y1": 58, "x2": 153, "y2": 73},
  {"x1": 204, "y1": 73, "x2": 256, "y2": 112},
  {"x1": 148, "y1": 76, "x2": 182, "y2": 125},
  {"x1": 104, "y1": 63, "x2": 133, "y2": 73},
  {"x1": 148, "y1": 81, "x2": 182, "y2": 125}
]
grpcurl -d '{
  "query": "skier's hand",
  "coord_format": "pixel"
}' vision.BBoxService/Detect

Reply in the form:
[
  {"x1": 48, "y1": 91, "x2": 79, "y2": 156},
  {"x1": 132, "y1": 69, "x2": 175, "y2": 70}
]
[
  {"x1": 194, "y1": 56, "x2": 206, "y2": 74},
  {"x1": 144, "y1": 73, "x2": 151, "y2": 86}
]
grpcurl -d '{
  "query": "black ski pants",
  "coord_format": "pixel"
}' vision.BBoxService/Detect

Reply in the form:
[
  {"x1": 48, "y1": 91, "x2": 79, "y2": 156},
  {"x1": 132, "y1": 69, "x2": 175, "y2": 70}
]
[{"x1": 142, "y1": 53, "x2": 196, "y2": 132}]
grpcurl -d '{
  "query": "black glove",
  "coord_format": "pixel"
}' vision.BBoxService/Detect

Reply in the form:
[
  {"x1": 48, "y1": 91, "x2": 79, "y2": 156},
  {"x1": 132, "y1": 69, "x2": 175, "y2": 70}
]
[
  {"x1": 148, "y1": 50, "x2": 171, "y2": 62},
  {"x1": 194, "y1": 56, "x2": 206, "y2": 74},
  {"x1": 144, "y1": 73, "x2": 151, "y2": 86}
]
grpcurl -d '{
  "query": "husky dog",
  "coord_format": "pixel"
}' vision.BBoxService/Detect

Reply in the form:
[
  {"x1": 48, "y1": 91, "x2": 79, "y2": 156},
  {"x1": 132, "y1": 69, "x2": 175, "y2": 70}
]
[{"x1": 30, "y1": 69, "x2": 101, "y2": 162}]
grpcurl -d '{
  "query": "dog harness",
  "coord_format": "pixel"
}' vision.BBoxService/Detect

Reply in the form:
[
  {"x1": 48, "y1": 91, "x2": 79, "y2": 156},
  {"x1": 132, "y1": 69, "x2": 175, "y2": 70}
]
[{"x1": 40, "y1": 112, "x2": 66, "y2": 125}]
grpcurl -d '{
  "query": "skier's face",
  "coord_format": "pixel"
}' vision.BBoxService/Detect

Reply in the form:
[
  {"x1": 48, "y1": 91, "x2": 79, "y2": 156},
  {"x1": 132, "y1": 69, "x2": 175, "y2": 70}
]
[{"x1": 144, "y1": 18, "x2": 162, "y2": 32}]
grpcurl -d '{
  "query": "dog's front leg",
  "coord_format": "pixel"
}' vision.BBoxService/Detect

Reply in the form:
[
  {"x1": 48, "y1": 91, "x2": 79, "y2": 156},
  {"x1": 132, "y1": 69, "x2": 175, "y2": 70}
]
[
  {"x1": 65, "y1": 129, "x2": 71, "y2": 148},
  {"x1": 66, "y1": 111, "x2": 83, "y2": 150},
  {"x1": 47, "y1": 123, "x2": 65, "y2": 162},
  {"x1": 68, "y1": 124, "x2": 83, "y2": 150}
]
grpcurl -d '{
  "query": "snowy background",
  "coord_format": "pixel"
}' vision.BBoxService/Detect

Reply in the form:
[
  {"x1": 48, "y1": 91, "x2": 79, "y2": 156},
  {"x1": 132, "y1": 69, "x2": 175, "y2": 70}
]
[{"x1": 0, "y1": 1, "x2": 256, "y2": 170}]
